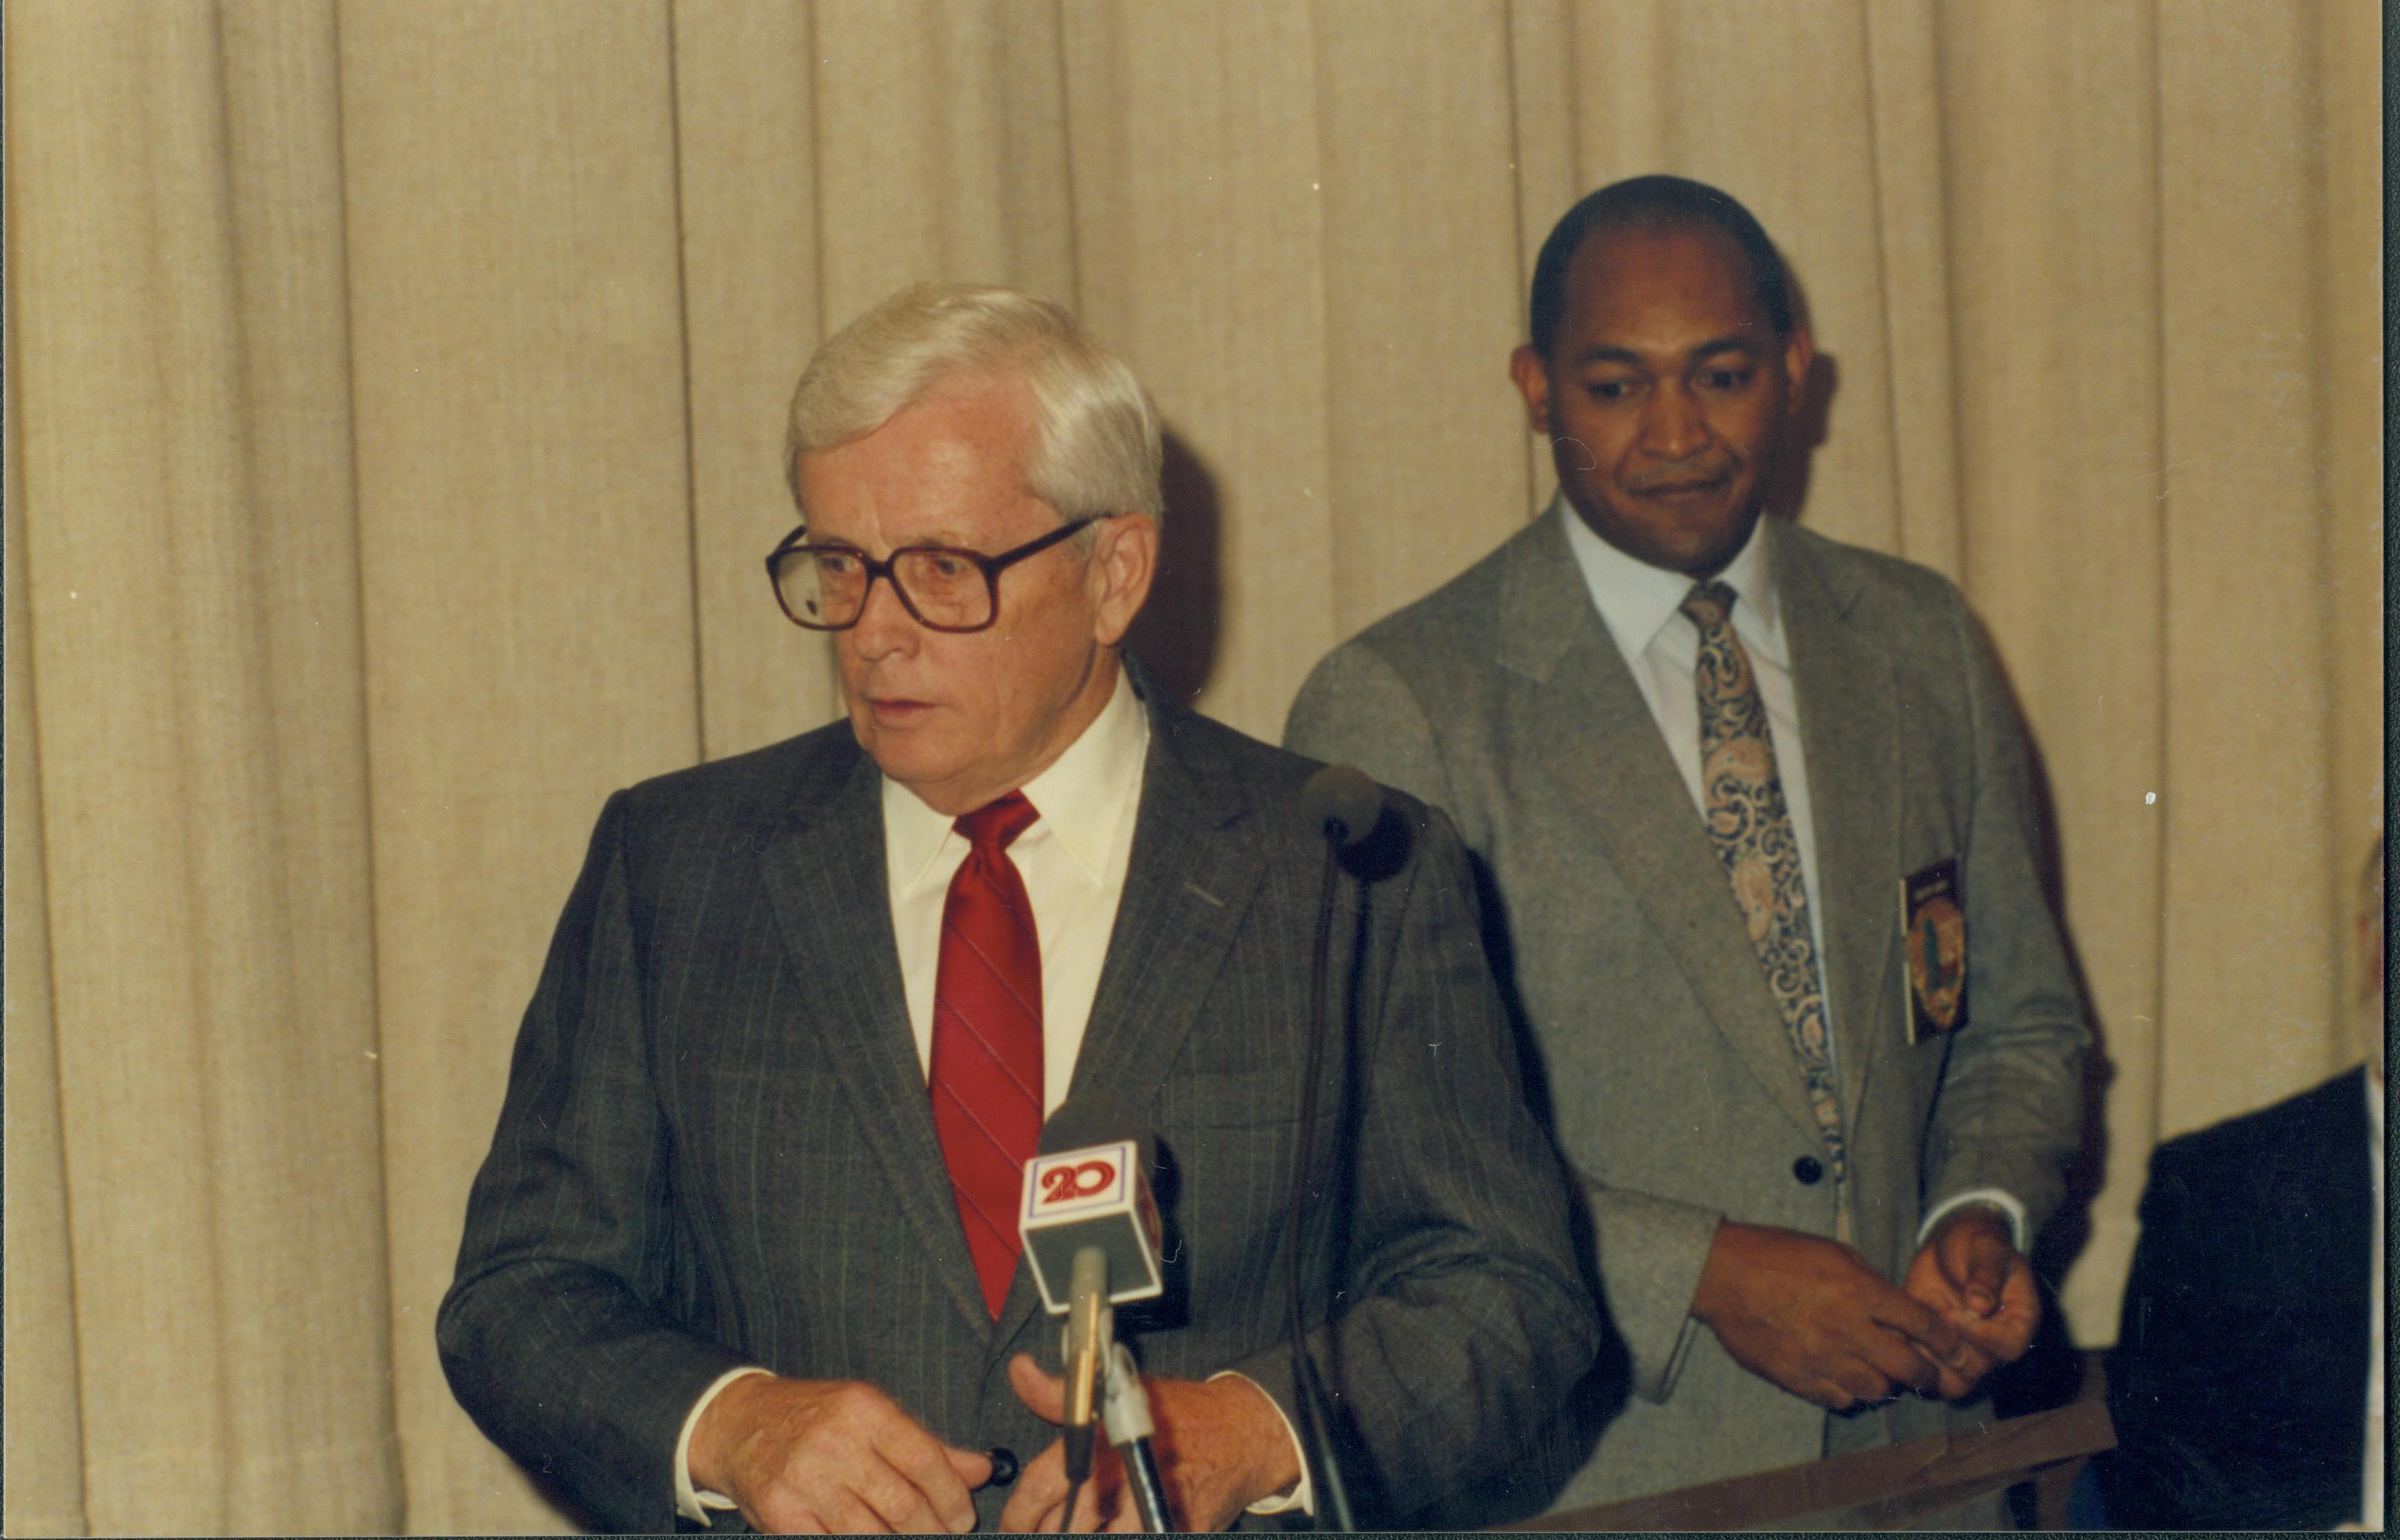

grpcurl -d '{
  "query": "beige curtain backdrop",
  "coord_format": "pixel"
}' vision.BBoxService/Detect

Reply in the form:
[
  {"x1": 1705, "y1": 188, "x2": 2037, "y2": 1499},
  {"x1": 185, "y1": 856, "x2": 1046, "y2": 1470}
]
[{"x1": 4, "y1": 1, "x2": 2379, "y2": 1532}]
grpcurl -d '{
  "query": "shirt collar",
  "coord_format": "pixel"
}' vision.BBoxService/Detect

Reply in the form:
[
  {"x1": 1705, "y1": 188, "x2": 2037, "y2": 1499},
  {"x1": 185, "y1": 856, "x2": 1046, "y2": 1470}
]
[
  {"x1": 883, "y1": 667, "x2": 1150, "y2": 896},
  {"x1": 1558, "y1": 496, "x2": 1787, "y2": 666}
]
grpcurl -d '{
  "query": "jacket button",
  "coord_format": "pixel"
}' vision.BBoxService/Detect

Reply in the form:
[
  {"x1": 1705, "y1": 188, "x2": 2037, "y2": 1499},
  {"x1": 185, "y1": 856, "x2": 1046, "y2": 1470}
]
[{"x1": 1792, "y1": 1155, "x2": 1825, "y2": 1185}]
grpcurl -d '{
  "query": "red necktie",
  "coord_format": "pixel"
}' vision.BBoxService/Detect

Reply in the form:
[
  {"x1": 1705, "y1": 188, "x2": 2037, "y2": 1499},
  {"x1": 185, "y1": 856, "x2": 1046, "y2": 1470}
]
[{"x1": 928, "y1": 791, "x2": 1044, "y2": 1318}]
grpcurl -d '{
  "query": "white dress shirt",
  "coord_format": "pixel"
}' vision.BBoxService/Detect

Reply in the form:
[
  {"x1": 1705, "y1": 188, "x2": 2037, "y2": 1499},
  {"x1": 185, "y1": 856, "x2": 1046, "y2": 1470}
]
[
  {"x1": 885, "y1": 667, "x2": 1149, "y2": 1110},
  {"x1": 676, "y1": 671, "x2": 1311, "y2": 1521},
  {"x1": 1562, "y1": 500, "x2": 1831, "y2": 986},
  {"x1": 1560, "y1": 502, "x2": 2023, "y2": 1250}
]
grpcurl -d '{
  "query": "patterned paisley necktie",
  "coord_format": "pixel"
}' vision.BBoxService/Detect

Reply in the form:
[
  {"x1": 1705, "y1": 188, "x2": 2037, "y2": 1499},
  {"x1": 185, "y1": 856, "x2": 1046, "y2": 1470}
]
[
  {"x1": 1680, "y1": 580, "x2": 1847, "y2": 1210},
  {"x1": 928, "y1": 791, "x2": 1044, "y2": 1317}
]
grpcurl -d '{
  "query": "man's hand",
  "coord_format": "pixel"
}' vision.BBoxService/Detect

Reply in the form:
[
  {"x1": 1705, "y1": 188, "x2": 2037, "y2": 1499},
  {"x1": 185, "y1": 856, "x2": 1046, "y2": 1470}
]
[
  {"x1": 688, "y1": 1372, "x2": 993, "y2": 1533},
  {"x1": 1690, "y1": 1219, "x2": 1973, "y2": 1410},
  {"x1": 998, "y1": 1353, "x2": 1302, "y2": 1532},
  {"x1": 1902, "y1": 1204, "x2": 2041, "y2": 1399}
]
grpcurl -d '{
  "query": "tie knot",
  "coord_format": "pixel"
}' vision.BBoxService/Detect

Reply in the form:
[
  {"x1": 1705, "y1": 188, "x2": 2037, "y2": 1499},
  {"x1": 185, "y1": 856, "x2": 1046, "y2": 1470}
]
[
  {"x1": 955, "y1": 790, "x2": 1039, "y2": 852},
  {"x1": 1680, "y1": 580, "x2": 1738, "y2": 632}
]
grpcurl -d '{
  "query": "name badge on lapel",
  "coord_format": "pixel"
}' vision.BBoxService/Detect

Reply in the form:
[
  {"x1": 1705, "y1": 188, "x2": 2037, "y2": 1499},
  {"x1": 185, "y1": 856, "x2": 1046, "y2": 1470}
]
[{"x1": 1901, "y1": 858, "x2": 1967, "y2": 1044}]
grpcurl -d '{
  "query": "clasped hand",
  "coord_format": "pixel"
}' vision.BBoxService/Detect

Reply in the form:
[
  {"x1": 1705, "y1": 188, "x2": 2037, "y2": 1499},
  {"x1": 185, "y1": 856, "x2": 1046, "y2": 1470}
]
[
  {"x1": 1692, "y1": 1207, "x2": 2037, "y2": 1411},
  {"x1": 689, "y1": 1353, "x2": 1298, "y2": 1533},
  {"x1": 998, "y1": 1353, "x2": 1300, "y2": 1533},
  {"x1": 687, "y1": 1373, "x2": 991, "y2": 1533},
  {"x1": 1902, "y1": 1204, "x2": 2042, "y2": 1397}
]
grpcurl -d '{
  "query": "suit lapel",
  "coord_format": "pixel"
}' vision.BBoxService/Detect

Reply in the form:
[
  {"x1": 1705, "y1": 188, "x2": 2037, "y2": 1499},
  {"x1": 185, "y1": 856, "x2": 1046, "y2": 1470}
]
[
  {"x1": 1500, "y1": 514, "x2": 1823, "y2": 1145},
  {"x1": 1070, "y1": 710, "x2": 1263, "y2": 1106},
  {"x1": 1774, "y1": 522, "x2": 1901, "y2": 1124},
  {"x1": 754, "y1": 746, "x2": 993, "y2": 1335},
  {"x1": 989, "y1": 693, "x2": 1266, "y2": 1353}
]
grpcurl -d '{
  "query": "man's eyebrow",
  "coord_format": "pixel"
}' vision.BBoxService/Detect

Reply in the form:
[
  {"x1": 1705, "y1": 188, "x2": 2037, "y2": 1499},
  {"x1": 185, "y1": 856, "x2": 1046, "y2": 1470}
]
[
  {"x1": 1570, "y1": 334, "x2": 1764, "y2": 369},
  {"x1": 1688, "y1": 335, "x2": 1766, "y2": 361},
  {"x1": 817, "y1": 528, "x2": 977, "y2": 548}
]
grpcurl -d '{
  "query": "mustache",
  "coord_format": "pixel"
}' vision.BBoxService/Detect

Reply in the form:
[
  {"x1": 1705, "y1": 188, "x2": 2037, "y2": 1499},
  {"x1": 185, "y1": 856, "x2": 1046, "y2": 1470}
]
[{"x1": 1626, "y1": 456, "x2": 1740, "y2": 492}]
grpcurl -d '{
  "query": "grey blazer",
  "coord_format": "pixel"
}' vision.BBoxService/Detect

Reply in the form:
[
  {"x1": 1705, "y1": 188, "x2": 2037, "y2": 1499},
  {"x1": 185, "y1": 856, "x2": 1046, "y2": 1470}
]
[
  {"x1": 1285, "y1": 509, "x2": 2087, "y2": 1509},
  {"x1": 438, "y1": 685, "x2": 1598, "y2": 1531}
]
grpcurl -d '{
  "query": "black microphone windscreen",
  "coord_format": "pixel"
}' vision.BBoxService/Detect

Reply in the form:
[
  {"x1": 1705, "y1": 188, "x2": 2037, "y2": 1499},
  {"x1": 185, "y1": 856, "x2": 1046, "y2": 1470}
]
[
  {"x1": 1038, "y1": 1092, "x2": 1156, "y2": 1171},
  {"x1": 1300, "y1": 764, "x2": 1382, "y2": 849}
]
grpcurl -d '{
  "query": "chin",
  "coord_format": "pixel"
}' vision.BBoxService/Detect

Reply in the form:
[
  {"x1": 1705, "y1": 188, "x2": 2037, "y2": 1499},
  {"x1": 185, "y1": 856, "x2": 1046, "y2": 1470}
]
[
  {"x1": 864, "y1": 734, "x2": 952, "y2": 780},
  {"x1": 1662, "y1": 514, "x2": 1760, "y2": 576},
  {"x1": 1679, "y1": 538, "x2": 1750, "y2": 577},
  {"x1": 1625, "y1": 530, "x2": 1742, "y2": 577},
  {"x1": 848, "y1": 716, "x2": 942, "y2": 780}
]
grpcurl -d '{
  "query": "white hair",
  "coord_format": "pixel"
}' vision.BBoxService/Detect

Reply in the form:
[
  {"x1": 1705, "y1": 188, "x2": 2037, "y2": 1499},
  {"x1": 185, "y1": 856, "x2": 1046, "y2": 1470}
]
[{"x1": 785, "y1": 283, "x2": 1163, "y2": 529}]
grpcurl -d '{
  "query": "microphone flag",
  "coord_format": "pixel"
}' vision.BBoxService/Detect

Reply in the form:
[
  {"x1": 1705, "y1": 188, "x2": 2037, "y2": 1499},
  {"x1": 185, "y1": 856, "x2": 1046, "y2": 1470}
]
[{"x1": 1019, "y1": 1138, "x2": 1164, "y2": 1314}]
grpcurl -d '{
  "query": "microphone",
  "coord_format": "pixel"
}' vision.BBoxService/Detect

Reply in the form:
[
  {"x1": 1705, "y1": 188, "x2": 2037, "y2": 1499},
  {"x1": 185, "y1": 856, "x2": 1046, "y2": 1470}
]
[
  {"x1": 1102, "y1": 1341, "x2": 1172, "y2": 1532},
  {"x1": 1022, "y1": 1095, "x2": 1164, "y2": 1315},
  {"x1": 1020, "y1": 1096, "x2": 1165, "y2": 1508},
  {"x1": 1300, "y1": 764, "x2": 1382, "y2": 850}
]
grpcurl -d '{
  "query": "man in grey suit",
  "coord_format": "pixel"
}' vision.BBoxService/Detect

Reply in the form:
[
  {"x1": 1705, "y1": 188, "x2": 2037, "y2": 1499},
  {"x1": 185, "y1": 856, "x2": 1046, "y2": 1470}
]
[
  {"x1": 439, "y1": 283, "x2": 1596, "y2": 1533},
  {"x1": 1286, "y1": 177, "x2": 2087, "y2": 1511}
]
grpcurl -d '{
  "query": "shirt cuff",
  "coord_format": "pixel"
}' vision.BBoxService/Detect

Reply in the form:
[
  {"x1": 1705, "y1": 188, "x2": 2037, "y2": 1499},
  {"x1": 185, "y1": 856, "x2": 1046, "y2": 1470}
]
[
  {"x1": 1917, "y1": 1188, "x2": 2026, "y2": 1251},
  {"x1": 1207, "y1": 1370, "x2": 1316, "y2": 1516},
  {"x1": 674, "y1": 1365, "x2": 772, "y2": 1523}
]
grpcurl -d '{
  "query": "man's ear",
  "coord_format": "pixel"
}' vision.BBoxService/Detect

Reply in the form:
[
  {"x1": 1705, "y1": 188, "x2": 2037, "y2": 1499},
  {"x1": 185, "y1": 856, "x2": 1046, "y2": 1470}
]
[
  {"x1": 1780, "y1": 323, "x2": 1816, "y2": 404},
  {"x1": 1508, "y1": 345, "x2": 1554, "y2": 435},
  {"x1": 1088, "y1": 512, "x2": 1158, "y2": 648}
]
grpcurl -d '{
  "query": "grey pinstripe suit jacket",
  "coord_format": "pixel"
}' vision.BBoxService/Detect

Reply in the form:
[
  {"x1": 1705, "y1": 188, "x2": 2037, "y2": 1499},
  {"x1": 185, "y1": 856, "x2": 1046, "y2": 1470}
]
[
  {"x1": 1285, "y1": 510, "x2": 2088, "y2": 1510},
  {"x1": 439, "y1": 686, "x2": 1598, "y2": 1532}
]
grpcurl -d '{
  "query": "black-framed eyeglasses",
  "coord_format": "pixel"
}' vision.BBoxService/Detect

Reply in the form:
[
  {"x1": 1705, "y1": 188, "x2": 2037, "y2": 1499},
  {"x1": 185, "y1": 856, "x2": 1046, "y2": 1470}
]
[{"x1": 765, "y1": 515, "x2": 1106, "y2": 632}]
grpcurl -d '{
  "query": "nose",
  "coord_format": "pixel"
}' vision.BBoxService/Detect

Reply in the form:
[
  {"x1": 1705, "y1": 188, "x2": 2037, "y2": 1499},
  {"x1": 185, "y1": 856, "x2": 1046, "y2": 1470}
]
[
  {"x1": 845, "y1": 569, "x2": 920, "y2": 661},
  {"x1": 1640, "y1": 380, "x2": 1712, "y2": 462}
]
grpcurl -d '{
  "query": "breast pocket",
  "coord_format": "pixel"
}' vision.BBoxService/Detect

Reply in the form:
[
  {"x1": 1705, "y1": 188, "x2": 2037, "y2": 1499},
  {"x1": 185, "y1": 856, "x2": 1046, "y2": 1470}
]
[{"x1": 1152, "y1": 1067, "x2": 1302, "y2": 1130}]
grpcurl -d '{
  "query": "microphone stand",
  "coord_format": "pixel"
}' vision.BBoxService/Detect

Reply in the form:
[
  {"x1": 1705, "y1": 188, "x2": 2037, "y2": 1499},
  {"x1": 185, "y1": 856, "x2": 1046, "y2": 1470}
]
[
  {"x1": 1282, "y1": 817, "x2": 1359, "y2": 1531},
  {"x1": 1102, "y1": 1342, "x2": 1172, "y2": 1533}
]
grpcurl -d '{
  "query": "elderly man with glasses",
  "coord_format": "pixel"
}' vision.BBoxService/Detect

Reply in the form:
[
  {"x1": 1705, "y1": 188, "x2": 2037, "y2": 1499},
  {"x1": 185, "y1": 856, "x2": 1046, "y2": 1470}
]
[{"x1": 439, "y1": 283, "x2": 1597, "y2": 1534}]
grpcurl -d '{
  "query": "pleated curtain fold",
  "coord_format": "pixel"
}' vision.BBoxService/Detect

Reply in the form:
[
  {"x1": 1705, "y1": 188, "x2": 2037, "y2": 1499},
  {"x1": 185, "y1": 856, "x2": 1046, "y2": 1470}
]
[{"x1": 4, "y1": 1, "x2": 2379, "y2": 1531}]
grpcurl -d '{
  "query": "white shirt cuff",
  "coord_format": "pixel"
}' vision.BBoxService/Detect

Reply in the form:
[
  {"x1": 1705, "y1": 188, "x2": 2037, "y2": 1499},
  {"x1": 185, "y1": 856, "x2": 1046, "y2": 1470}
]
[
  {"x1": 674, "y1": 1365, "x2": 772, "y2": 1523},
  {"x1": 1208, "y1": 1370, "x2": 1316, "y2": 1516},
  {"x1": 1917, "y1": 1188, "x2": 2026, "y2": 1251}
]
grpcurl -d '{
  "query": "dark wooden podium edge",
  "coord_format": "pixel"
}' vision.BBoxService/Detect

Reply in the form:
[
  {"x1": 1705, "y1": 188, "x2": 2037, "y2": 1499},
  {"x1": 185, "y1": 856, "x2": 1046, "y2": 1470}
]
[{"x1": 1493, "y1": 1397, "x2": 2116, "y2": 1532}]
